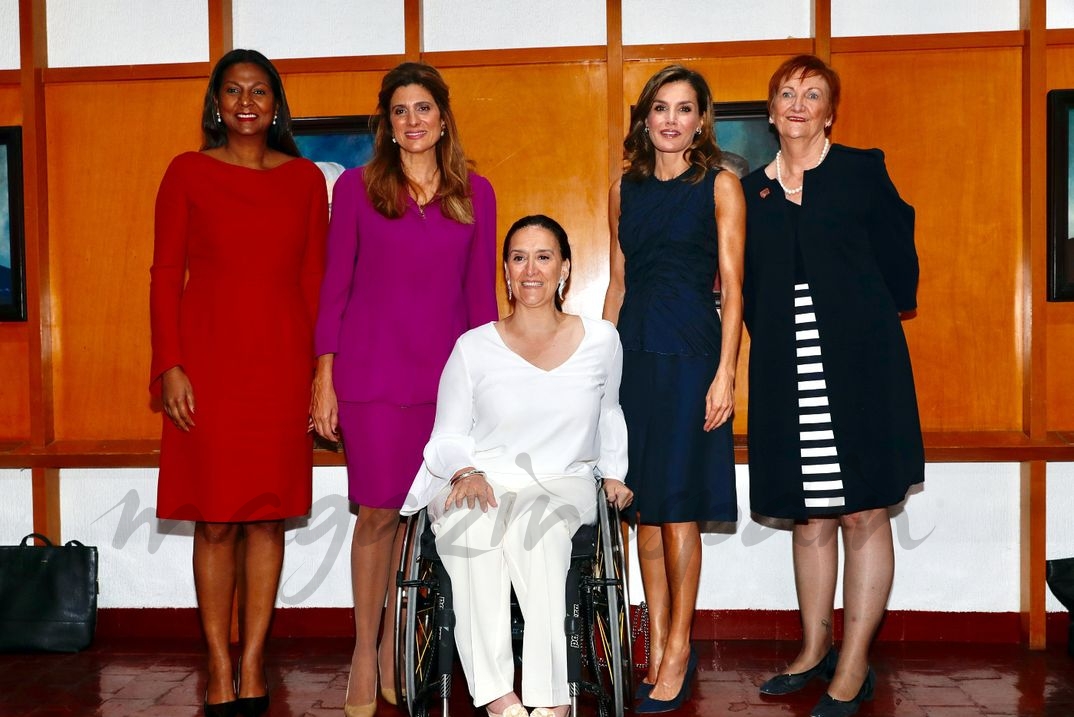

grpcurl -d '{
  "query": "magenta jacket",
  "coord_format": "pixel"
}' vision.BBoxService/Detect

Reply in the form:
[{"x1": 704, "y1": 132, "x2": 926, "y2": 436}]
[{"x1": 314, "y1": 166, "x2": 498, "y2": 405}]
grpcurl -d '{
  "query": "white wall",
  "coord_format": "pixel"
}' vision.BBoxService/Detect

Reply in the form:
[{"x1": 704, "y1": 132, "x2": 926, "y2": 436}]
[
  {"x1": 424, "y1": 0, "x2": 605, "y2": 51},
  {"x1": 0, "y1": 468, "x2": 33, "y2": 544},
  {"x1": 623, "y1": 0, "x2": 811, "y2": 45},
  {"x1": 34, "y1": 0, "x2": 1043, "y2": 68},
  {"x1": 57, "y1": 467, "x2": 354, "y2": 608},
  {"x1": 833, "y1": 0, "x2": 1019, "y2": 36},
  {"x1": 0, "y1": 0, "x2": 19, "y2": 71},
  {"x1": 46, "y1": 0, "x2": 208, "y2": 68},
  {"x1": 1052, "y1": 0, "x2": 1074, "y2": 29},
  {"x1": 233, "y1": 0, "x2": 405, "y2": 59},
  {"x1": 2, "y1": 463, "x2": 1062, "y2": 614}
]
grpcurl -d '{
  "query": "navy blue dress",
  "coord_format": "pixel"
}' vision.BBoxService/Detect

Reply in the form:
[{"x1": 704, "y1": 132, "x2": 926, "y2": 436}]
[{"x1": 617, "y1": 167, "x2": 737, "y2": 523}]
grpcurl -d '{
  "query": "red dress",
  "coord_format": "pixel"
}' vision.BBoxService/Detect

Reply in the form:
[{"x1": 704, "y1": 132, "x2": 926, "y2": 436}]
[{"x1": 150, "y1": 152, "x2": 328, "y2": 522}]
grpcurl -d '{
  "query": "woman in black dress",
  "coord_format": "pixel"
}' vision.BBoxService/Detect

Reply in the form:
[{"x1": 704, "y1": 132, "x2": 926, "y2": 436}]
[{"x1": 741, "y1": 55, "x2": 923, "y2": 717}]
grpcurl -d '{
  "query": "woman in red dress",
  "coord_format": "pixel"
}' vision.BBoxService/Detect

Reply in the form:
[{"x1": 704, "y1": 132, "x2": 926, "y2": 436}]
[{"x1": 150, "y1": 49, "x2": 327, "y2": 717}]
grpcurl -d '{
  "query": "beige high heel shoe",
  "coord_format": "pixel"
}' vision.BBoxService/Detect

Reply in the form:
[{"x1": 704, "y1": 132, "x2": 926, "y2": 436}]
[
  {"x1": 344, "y1": 702, "x2": 376, "y2": 717},
  {"x1": 530, "y1": 708, "x2": 569, "y2": 717},
  {"x1": 487, "y1": 703, "x2": 529, "y2": 717}
]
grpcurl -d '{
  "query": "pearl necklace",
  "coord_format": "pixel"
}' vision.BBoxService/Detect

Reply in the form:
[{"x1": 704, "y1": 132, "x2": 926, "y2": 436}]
[{"x1": 775, "y1": 138, "x2": 830, "y2": 195}]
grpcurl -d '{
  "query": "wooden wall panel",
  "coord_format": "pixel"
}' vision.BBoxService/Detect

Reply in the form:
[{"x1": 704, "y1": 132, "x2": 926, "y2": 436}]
[
  {"x1": 45, "y1": 80, "x2": 204, "y2": 439},
  {"x1": 0, "y1": 85, "x2": 28, "y2": 439},
  {"x1": 1046, "y1": 45, "x2": 1074, "y2": 431},
  {"x1": 442, "y1": 64, "x2": 611, "y2": 318},
  {"x1": 0, "y1": 85, "x2": 21, "y2": 121},
  {"x1": 0, "y1": 325, "x2": 30, "y2": 438},
  {"x1": 835, "y1": 49, "x2": 1024, "y2": 431},
  {"x1": 278, "y1": 71, "x2": 385, "y2": 118}
]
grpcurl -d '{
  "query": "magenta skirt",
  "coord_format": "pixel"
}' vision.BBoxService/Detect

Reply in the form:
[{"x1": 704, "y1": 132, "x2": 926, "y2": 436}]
[{"x1": 338, "y1": 400, "x2": 436, "y2": 509}]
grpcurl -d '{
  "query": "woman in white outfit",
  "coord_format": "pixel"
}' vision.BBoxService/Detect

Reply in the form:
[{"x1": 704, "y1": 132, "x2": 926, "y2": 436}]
[{"x1": 404, "y1": 214, "x2": 634, "y2": 717}]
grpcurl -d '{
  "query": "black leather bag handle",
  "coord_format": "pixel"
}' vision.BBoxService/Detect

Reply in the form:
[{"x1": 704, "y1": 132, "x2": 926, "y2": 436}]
[{"x1": 18, "y1": 533, "x2": 55, "y2": 547}]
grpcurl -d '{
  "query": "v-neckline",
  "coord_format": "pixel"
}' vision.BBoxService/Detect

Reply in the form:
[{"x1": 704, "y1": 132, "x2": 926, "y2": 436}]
[{"x1": 491, "y1": 319, "x2": 587, "y2": 373}]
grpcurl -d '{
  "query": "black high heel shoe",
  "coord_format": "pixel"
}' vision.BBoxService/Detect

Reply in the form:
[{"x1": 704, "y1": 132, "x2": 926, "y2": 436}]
[
  {"x1": 759, "y1": 647, "x2": 838, "y2": 696},
  {"x1": 235, "y1": 657, "x2": 270, "y2": 717},
  {"x1": 204, "y1": 694, "x2": 239, "y2": 717},
  {"x1": 235, "y1": 693, "x2": 269, "y2": 717},
  {"x1": 810, "y1": 667, "x2": 875, "y2": 717}
]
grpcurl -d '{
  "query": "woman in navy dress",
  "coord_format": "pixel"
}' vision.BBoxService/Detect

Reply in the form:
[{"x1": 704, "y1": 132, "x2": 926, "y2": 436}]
[{"x1": 603, "y1": 65, "x2": 745, "y2": 713}]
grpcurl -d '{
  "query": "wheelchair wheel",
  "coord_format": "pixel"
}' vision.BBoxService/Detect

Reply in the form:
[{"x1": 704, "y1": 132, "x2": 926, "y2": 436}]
[
  {"x1": 590, "y1": 496, "x2": 633, "y2": 716},
  {"x1": 394, "y1": 511, "x2": 451, "y2": 717}
]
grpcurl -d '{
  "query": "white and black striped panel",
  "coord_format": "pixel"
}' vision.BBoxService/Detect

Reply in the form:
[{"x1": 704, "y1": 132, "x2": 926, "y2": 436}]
[{"x1": 794, "y1": 283, "x2": 845, "y2": 511}]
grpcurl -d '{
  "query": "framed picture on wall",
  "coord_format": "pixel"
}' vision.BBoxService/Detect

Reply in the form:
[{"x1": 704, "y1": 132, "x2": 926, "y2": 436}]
[
  {"x1": 0, "y1": 126, "x2": 26, "y2": 322},
  {"x1": 709, "y1": 101, "x2": 777, "y2": 309},
  {"x1": 292, "y1": 115, "x2": 375, "y2": 215},
  {"x1": 713, "y1": 100, "x2": 777, "y2": 179},
  {"x1": 1047, "y1": 90, "x2": 1074, "y2": 301}
]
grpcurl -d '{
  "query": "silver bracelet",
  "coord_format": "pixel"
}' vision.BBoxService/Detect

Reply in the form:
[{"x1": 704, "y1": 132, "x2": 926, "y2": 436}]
[{"x1": 450, "y1": 468, "x2": 486, "y2": 486}]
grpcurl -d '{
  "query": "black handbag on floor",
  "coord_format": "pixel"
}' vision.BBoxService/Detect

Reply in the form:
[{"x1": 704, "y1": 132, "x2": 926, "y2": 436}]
[
  {"x1": 0, "y1": 533, "x2": 99, "y2": 652},
  {"x1": 1046, "y1": 557, "x2": 1074, "y2": 657}
]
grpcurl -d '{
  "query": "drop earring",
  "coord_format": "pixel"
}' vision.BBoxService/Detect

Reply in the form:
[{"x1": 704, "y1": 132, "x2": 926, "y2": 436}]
[
  {"x1": 215, "y1": 109, "x2": 222, "y2": 124},
  {"x1": 557, "y1": 279, "x2": 565, "y2": 302},
  {"x1": 272, "y1": 112, "x2": 278, "y2": 126},
  {"x1": 506, "y1": 281, "x2": 513, "y2": 301}
]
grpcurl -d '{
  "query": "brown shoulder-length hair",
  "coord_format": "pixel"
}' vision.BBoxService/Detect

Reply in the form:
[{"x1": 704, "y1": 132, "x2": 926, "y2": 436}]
[
  {"x1": 623, "y1": 65, "x2": 721, "y2": 185},
  {"x1": 363, "y1": 62, "x2": 475, "y2": 224},
  {"x1": 767, "y1": 54, "x2": 841, "y2": 135}
]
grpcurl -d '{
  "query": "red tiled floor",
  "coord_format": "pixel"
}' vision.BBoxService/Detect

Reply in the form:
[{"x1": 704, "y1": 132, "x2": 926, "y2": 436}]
[{"x1": 0, "y1": 638, "x2": 1071, "y2": 716}]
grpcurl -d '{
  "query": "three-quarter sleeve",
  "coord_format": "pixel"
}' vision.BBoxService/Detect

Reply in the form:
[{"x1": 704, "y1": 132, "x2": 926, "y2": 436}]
[
  {"x1": 464, "y1": 175, "x2": 499, "y2": 328},
  {"x1": 314, "y1": 169, "x2": 362, "y2": 357},
  {"x1": 149, "y1": 156, "x2": 190, "y2": 388},
  {"x1": 301, "y1": 169, "x2": 329, "y2": 330},
  {"x1": 422, "y1": 340, "x2": 478, "y2": 479},
  {"x1": 597, "y1": 329, "x2": 629, "y2": 482},
  {"x1": 866, "y1": 151, "x2": 918, "y2": 313}
]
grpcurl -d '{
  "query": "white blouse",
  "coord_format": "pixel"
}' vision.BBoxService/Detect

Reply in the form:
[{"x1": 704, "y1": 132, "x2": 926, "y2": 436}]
[{"x1": 402, "y1": 316, "x2": 629, "y2": 514}]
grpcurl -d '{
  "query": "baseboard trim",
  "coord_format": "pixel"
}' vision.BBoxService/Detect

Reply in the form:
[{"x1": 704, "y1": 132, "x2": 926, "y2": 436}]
[{"x1": 95, "y1": 607, "x2": 1071, "y2": 645}]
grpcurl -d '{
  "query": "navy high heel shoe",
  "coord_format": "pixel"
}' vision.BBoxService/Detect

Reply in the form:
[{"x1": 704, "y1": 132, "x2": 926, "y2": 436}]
[
  {"x1": 635, "y1": 648, "x2": 698, "y2": 714},
  {"x1": 634, "y1": 681, "x2": 654, "y2": 700},
  {"x1": 759, "y1": 647, "x2": 839, "y2": 696},
  {"x1": 810, "y1": 667, "x2": 876, "y2": 717}
]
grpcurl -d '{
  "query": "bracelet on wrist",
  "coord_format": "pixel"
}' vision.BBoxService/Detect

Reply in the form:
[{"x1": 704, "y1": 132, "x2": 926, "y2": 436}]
[{"x1": 450, "y1": 468, "x2": 485, "y2": 486}]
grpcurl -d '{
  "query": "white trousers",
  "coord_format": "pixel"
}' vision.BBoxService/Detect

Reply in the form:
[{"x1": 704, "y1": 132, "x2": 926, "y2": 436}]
[{"x1": 428, "y1": 474, "x2": 597, "y2": 707}]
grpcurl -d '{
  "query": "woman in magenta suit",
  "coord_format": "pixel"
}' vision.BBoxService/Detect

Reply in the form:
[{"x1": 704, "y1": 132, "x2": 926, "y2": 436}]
[{"x1": 310, "y1": 62, "x2": 497, "y2": 717}]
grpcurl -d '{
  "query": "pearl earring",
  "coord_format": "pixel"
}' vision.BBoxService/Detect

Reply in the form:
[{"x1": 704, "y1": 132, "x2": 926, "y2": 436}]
[
  {"x1": 215, "y1": 109, "x2": 222, "y2": 123},
  {"x1": 272, "y1": 112, "x2": 278, "y2": 126}
]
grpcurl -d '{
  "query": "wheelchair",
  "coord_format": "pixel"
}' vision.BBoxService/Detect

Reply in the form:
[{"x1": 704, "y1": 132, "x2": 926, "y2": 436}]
[{"x1": 393, "y1": 478, "x2": 633, "y2": 717}]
